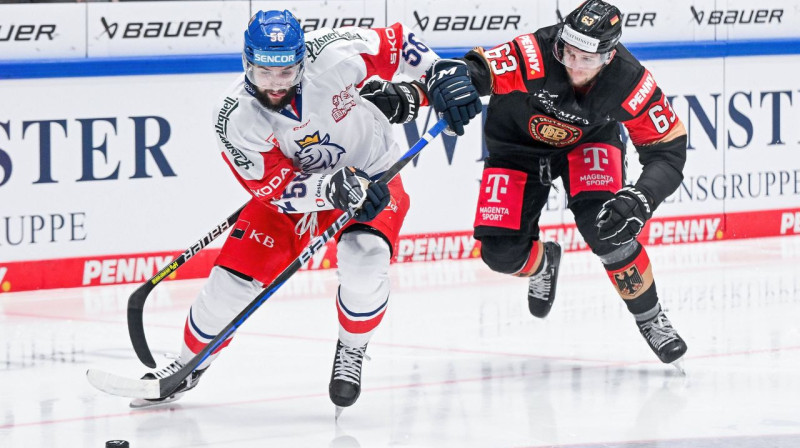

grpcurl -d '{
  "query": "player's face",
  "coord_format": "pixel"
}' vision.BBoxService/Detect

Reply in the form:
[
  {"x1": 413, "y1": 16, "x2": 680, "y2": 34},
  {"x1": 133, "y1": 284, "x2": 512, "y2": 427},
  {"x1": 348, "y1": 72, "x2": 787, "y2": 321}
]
[
  {"x1": 561, "y1": 44, "x2": 612, "y2": 87},
  {"x1": 249, "y1": 63, "x2": 302, "y2": 103}
]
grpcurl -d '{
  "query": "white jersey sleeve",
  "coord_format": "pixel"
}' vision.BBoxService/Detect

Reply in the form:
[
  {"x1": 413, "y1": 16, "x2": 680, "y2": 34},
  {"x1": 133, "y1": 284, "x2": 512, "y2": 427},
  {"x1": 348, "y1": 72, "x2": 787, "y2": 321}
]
[
  {"x1": 303, "y1": 23, "x2": 440, "y2": 87},
  {"x1": 213, "y1": 91, "x2": 298, "y2": 205}
]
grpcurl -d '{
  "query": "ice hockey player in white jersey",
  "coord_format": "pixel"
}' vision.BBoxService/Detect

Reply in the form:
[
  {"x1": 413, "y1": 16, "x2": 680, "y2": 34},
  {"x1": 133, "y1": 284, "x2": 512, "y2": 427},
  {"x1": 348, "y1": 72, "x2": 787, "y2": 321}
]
[{"x1": 130, "y1": 9, "x2": 480, "y2": 414}]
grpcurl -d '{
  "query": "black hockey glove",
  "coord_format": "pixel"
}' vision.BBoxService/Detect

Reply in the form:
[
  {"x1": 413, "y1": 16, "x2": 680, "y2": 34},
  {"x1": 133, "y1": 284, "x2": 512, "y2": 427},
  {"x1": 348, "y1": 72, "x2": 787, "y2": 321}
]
[
  {"x1": 325, "y1": 167, "x2": 391, "y2": 222},
  {"x1": 354, "y1": 181, "x2": 391, "y2": 223},
  {"x1": 360, "y1": 80, "x2": 422, "y2": 124},
  {"x1": 425, "y1": 59, "x2": 481, "y2": 136},
  {"x1": 596, "y1": 186, "x2": 653, "y2": 245}
]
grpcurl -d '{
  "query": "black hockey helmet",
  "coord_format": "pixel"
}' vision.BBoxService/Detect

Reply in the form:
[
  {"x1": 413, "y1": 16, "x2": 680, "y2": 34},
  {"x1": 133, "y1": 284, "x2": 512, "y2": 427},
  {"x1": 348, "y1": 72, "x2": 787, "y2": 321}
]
[{"x1": 559, "y1": 0, "x2": 622, "y2": 54}]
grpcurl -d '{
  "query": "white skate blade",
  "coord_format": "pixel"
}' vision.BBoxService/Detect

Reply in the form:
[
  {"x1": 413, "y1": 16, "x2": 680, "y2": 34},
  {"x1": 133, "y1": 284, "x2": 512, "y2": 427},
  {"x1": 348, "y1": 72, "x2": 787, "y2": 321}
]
[
  {"x1": 670, "y1": 358, "x2": 686, "y2": 375},
  {"x1": 86, "y1": 369, "x2": 161, "y2": 399},
  {"x1": 335, "y1": 406, "x2": 344, "y2": 420}
]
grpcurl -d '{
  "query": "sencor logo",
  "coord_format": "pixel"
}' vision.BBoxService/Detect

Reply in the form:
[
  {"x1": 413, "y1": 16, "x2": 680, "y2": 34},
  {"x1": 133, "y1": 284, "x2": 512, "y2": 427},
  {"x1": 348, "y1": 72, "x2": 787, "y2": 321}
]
[{"x1": 254, "y1": 54, "x2": 295, "y2": 64}]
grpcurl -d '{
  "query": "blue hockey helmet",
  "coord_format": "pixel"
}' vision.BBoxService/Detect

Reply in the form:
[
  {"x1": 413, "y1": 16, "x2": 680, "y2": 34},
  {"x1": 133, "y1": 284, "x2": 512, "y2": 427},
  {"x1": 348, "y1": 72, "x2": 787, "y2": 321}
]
[{"x1": 243, "y1": 10, "x2": 305, "y2": 90}]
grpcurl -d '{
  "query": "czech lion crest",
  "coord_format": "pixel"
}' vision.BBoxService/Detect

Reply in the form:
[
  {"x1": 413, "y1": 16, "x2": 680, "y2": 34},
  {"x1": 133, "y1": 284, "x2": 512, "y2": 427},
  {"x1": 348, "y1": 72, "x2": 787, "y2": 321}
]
[{"x1": 294, "y1": 131, "x2": 346, "y2": 171}]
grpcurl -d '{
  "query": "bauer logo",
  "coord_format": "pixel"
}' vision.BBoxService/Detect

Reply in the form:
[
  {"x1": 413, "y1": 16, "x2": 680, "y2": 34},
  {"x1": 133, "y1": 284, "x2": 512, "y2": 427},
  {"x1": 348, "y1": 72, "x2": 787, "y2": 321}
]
[
  {"x1": 412, "y1": 11, "x2": 521, "y2": 32},
  {"x1": 689, "y1": 7, "x2": 783, "y2": 25},
  {"x1": 299, "y1": 17, "x2": 375, "y2": 32},
  {"x1": 556, "y1": 9, "x2": 657, "y2": 28},
  {"x1": 0, "y1": 23, "x2": 57, "y2": 41},
  {"x1": 98, "y1": 17, "x2": 222, "y2": 39}
]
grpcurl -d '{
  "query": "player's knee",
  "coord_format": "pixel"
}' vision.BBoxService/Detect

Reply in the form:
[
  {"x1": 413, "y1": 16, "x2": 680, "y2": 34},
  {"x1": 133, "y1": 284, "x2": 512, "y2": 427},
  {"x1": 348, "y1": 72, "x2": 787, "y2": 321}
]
[
  {"x1": 570, "y1": 198, "x2": 619, "y2": 257},
  {"x1": 598, "y1": 240, "x2": 640, "y2": 265},
  {"x1": 337, "y1": 230, "x2": 391, "y2": 299},
  {"x1": 479, "y1": 235, "x2": 533, "y2": 274},
  {"x1": 194, "y1": 266, "x2": 262, "y2": 324}
]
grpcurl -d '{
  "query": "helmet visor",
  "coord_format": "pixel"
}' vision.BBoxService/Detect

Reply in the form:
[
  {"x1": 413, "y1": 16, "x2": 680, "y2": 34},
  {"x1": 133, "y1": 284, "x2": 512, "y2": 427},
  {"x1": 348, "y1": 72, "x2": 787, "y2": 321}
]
[
  {"x1": 554, "y1": 40, "x2": 611, "y2": 70},
  {"x1": 245, "y1": 59, "x2": 303, "y2": 90}
]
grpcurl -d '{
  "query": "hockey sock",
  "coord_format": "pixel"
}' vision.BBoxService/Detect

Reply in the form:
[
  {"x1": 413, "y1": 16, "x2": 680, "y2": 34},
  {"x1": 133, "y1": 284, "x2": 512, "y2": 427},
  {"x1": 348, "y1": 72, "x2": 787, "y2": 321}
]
[
  {"x1": 603, "y1": 244, "x2": 659, "y2": 315},
  {"x1": 336, "y1": 289, "x2": 388, "y2": 348},
  {"x1": 633, "y1": 303, "x2": 662, "y2": 323},
  {"x1": 513, "y1": 239, "x2": 545, "y2": 277},
  {"x1": 181, "y1": 306, "x2": 234, "y2": 370}
]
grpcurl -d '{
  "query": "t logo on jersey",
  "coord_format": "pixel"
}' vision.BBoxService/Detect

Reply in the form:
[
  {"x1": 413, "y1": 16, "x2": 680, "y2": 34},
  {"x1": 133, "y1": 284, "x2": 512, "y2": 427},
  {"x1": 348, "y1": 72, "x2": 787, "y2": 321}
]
[
  {"x1": 583, "y1": 146, "x2": 609, "y2": 171},
  {"x1": 294, "y1": 132, "x2": 346, "y2": 171},
  {"x1": 485, "y1": 174, "x2": 509, "y2": 203},
  {"x1": 474, "y1": 168, "x2": 526, "y2": 230},
  {"x1": 567, "y1": 143, "x2": 621, "y2": 195}
]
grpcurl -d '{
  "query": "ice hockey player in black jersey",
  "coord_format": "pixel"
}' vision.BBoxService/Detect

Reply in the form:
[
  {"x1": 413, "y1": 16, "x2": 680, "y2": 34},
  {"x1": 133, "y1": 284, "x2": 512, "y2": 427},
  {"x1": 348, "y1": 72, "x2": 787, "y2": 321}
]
[
  {"x1": 467, "y1": 0, "x2": 687, "y2": 367},
  {"x1": 366, "y1": 0, "x2": 688, "y2": 367}
]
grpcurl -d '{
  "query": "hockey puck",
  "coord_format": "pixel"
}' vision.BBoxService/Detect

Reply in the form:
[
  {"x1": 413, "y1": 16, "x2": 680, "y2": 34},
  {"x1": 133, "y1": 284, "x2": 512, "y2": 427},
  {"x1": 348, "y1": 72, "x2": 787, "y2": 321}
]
[{"x1": 106, "y1": 441, "x2": 129, "y2": 448}]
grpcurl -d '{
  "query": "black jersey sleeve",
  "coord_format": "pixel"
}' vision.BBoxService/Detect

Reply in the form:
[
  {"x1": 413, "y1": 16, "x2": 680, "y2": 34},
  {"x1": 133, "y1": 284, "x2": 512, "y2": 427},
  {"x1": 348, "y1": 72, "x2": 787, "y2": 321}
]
[
  {"x1": 609, "y1": 55, "x2": 688, "y2": 210},
  {"x1": 462, "y1": 49, "x2": 494, "y2": 97}
]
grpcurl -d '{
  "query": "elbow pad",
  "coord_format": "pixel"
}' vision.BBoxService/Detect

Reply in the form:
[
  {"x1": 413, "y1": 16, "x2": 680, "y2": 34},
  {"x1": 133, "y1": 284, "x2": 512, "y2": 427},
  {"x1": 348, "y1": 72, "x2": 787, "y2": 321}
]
[{"x1": 634, "y1": 134, "x2": 687, "y2": 209}]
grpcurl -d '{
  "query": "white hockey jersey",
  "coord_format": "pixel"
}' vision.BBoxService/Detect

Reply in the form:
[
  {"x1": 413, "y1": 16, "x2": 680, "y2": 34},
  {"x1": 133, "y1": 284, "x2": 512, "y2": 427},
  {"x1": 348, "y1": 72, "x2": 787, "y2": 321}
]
[{"x1": 212, "y1": 23, "x2": 439, "y2": 214}]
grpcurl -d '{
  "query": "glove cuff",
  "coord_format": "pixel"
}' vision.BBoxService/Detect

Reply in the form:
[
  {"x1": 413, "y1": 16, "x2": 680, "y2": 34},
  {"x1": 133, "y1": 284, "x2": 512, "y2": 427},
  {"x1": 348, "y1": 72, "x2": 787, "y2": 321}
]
[
  {"x1": 425, "y1": 58, "x2": 469, "y2": 91},
  {"x1": 396, "y1": 81, "x2": 421, "y2": 123},
  {"x1": 619, "y1": 186, "x2": 652, "y2": 218}
]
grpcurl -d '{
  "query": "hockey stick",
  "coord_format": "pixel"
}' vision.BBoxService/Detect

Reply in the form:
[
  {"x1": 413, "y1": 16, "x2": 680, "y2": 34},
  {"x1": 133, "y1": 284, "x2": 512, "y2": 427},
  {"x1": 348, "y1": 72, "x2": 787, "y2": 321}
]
[
  {"x1": 87, "y1": 118, "x2": 448, "y2": 400},
  {"x1": 128, "y1": 205, "x2": 245, "y2": 368}
]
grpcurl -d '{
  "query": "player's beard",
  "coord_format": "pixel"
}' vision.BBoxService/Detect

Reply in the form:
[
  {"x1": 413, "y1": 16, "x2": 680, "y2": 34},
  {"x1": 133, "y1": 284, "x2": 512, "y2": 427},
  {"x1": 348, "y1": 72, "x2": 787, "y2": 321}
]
[{"x1": 254, "y1": 86, "x2": 298, "y2": 112}]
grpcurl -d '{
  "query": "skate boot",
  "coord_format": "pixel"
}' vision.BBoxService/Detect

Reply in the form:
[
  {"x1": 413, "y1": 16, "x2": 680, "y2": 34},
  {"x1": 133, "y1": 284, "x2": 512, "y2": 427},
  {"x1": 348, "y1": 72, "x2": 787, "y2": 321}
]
[
  {"x1": 129, "y1": 360, "x2": 207, "y2": 408},
  {"x1": 329, "y1": 340, "x2": 369, "y2": 416},
  {"x1": 637, "y1": 308, "x2": 688, "y2": 365},
  {"x1": 527, "y1": 241, "x2": 563, "y2": 318}
]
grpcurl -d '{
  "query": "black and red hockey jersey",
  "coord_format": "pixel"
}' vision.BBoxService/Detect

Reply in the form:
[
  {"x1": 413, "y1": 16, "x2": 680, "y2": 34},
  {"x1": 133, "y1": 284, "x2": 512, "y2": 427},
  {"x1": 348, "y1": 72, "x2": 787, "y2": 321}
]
[{"x1": 462, "y1": 24, "x2": 687, "y2": 206}]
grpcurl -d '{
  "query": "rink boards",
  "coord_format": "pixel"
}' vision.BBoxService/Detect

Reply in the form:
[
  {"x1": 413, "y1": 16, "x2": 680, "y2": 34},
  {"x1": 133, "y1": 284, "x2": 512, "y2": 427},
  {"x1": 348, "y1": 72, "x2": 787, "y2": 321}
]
[{"x1": 1, "y1": 1, "x2": 800, "y2": 291}]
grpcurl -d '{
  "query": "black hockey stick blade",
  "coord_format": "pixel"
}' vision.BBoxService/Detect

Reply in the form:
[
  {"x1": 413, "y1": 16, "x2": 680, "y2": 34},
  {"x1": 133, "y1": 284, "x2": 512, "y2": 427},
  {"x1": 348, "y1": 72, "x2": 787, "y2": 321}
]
[
  {"x1": 90, "y1": 119, "x2": 448, "y2": 399},
  {"x1": 127, "y1": 205, "x2": 244, "y2": 368}
]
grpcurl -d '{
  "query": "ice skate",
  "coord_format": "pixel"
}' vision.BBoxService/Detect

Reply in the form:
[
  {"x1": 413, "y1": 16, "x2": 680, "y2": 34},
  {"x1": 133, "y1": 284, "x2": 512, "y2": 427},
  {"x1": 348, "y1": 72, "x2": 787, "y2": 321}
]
[
  {"x1": 129, "y1": 361, "x2": 207, "y2": 408},
  {"x1": 637, "y1": 308, "x2": 687, "y2": 366},
  {"x1": 329, "y1": 340, "x2": 369, "y2": 418},
  {"x1": 527, "y1": 241, "x2": 563, "y2": 318}
]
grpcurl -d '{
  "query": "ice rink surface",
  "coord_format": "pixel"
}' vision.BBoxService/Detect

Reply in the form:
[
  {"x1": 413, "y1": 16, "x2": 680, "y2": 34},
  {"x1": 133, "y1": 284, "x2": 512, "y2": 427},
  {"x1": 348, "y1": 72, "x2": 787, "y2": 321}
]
[{"x1": 1, "y1": 236, "x2": 799, "y2": 448}]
